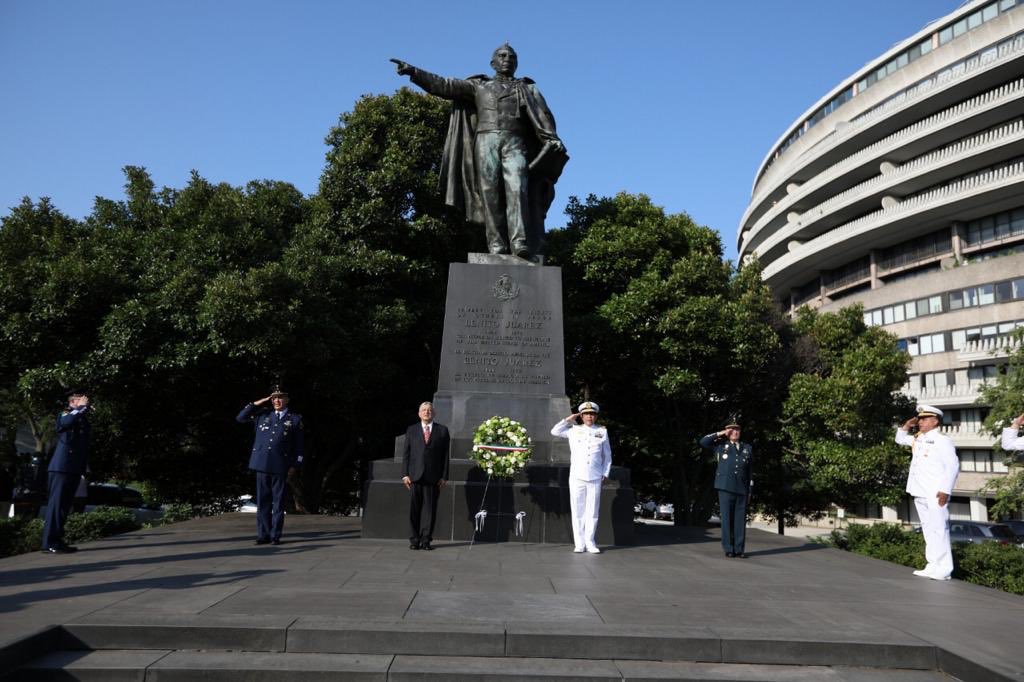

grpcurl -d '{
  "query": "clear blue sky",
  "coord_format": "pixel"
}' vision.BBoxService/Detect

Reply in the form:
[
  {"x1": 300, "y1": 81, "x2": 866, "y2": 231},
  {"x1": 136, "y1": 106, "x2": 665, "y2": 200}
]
[{"x1": 1, "y1": 0, "x2": 957, "y2": 261}]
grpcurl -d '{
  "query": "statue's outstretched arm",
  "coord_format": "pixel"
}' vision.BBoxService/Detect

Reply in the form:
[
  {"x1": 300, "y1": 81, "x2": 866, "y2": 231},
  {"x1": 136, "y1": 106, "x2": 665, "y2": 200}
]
[{"x1": 390, "y1": 58, "x2": 473, "y2": 101}]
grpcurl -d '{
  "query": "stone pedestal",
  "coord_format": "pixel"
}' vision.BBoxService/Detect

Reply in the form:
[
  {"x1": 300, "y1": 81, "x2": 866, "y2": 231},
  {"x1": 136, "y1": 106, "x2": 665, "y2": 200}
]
[{"x1": 362, "y1": 256, "x2": 634, "y2": 544}]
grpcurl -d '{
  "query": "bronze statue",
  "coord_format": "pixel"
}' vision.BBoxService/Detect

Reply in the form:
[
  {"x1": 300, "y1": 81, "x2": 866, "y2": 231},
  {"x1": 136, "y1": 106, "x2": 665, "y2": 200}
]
[{"x1": 392, "y1": 44, "x2": 568, "y2": 260}]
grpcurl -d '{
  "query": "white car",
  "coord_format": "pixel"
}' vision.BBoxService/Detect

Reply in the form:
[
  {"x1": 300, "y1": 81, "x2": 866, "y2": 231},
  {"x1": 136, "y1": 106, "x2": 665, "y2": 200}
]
[
  {"x1": 655, "y1": 502, "x2": 674, "y2": 521},
  {"x1": 236, "y1": 495, "x2": 258, "y2": 513}
]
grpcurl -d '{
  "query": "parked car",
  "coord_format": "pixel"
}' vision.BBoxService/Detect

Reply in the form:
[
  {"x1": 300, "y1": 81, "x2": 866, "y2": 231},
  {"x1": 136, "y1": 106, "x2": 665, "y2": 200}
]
[
  {"x1": 999, "y1": 519, "x2": 1024, "y2": 539},
  {"x1": 236, "y1": 494, "x2": 258, "y2": 513},
  {"x1": 655, "y1": 502, "x2": 674, "y2": 521},
  {"x1": 637, "y1": 499, "x2": 657, "y2": 518},
  {"x1": 946, "y1": 520, "x2": 1023, "y2": 547},
  {"x1": 59, "y1": 483, "x2": 164, "y2": 523}
]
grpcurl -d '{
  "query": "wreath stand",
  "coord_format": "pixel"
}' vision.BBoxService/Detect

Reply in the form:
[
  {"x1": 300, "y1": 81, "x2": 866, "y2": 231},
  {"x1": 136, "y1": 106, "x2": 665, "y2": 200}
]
[{"x1": 469, "y1": 445, "x2": 528, "y2": 548}]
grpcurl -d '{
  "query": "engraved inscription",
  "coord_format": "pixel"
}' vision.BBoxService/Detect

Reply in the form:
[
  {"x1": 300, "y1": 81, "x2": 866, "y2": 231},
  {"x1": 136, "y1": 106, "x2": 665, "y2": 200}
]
[{"x1": 450, "y1": 305, "x2": 554, "y2": 386}]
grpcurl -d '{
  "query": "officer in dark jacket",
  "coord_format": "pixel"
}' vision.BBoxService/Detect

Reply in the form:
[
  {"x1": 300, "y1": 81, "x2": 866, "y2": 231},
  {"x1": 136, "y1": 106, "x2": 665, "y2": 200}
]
[
  {"x1": 699, "y1": 422, "x2": 753, "y2": 558},
  {"x1": 236, "y1": 386, "x2": 304, "y2": 545},
  {"x1": 41, "y1": 389, "x2": 92, "y2": 553}
]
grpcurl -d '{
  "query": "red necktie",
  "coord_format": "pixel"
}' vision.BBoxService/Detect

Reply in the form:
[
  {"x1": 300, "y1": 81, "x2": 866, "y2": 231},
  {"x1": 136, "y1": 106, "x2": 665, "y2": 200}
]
[{"x1": 423, "y1": 426, "x2": 431, "y2": 444}]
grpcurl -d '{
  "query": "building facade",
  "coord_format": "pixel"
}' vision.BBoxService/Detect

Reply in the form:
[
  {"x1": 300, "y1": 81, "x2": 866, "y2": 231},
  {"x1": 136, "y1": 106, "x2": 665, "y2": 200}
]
[{"x1": 739, "y1": 0, "x2": 1024, "y2": 523}]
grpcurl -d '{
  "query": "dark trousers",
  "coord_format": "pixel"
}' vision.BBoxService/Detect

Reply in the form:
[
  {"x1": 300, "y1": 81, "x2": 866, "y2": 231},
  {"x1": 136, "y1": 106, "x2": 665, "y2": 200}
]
[
  {"x1": 718, "y1": 490, "x2": 748, "y2": 554},
  {"x1": 255, "y1": 472, "x2": 288, "y2": 541},
  {"x1": 409, "y1": 480, "x2": 440, "y2": 544},
  {"x1": 42, "y1": 471, "x2": 78, "y2": 549}
]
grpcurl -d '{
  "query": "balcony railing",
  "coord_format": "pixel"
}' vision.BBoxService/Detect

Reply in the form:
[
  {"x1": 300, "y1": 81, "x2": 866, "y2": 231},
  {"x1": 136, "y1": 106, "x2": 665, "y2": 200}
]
[
  {"x1": 910, "y1": 384, "x2": 984, "y2": 403},
  {"x1": 958, "y1": 333, "x2": 1023, "y2": 362},
  {"x1": 744, "y1": 44, "x2": 1024, "y2": 253},
  {"x1": 762, "y1": 160, "x2": 1024, "y2": 283}
]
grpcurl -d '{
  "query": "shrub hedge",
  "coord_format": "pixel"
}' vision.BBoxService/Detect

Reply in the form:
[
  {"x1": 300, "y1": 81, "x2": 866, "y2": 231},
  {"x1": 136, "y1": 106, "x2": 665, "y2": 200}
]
[
  {"x1": 0, "y1": 516, "x2": 44, "y2": 556},
  {"x1": 0, "y1": 502, "x2": 200, "y2": 558},
  {"x1": 820, "y1": 522, "x2": 1024, "y2": 595}
]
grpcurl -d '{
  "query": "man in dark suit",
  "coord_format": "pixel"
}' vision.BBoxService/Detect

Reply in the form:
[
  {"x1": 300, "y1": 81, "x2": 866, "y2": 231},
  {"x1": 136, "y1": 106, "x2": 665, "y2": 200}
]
[
  {"x1": 236, "y1": 386, "x2": 304, "y2": 545},
  {"x1": 41, "y1": 389, "x2": 92, "y2": 554},
  {"x1": 699, "y1": 422, "x2": 753, "y2": 558},
  {"x1": 401, "y1": 401, "x2": 450, "y2": 550}
]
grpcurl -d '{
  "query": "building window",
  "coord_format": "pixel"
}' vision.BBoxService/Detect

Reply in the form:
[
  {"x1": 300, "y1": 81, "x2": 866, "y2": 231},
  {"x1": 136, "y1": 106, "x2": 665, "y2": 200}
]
[
  {"x1": 996, "y1": 277, "x2": 1024, "y2": 303},
  {"x1": 907, "y1": 332, "x2": 947, "y2": 356}
]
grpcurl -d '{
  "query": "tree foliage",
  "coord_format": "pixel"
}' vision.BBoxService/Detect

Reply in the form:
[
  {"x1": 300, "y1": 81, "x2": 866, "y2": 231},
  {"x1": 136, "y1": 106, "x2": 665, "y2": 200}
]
[
  {"x1": 0, "y1": 89, "x2": 478, "y2": 510},
  {"x1": 548, "y1": 193, "x2": 786, "y2": 525},
  {"x1": 1, "y1": 91, "x2": 916, "y2": 527},
  {"x1": 978, "y1": 328, "x2": 1024, "y2": 519},
  {"x1": 548, "y1": 196, "x2": 913, "y2": 526},
  {"x1": 779, "y1": 306, "x2": 913, "y2": 511}
]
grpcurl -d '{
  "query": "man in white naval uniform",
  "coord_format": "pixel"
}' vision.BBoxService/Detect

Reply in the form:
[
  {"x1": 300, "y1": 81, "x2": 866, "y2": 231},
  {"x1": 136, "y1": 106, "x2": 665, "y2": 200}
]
[
  {"x1": 551, "y1": 401, "x2": 612, "y2": 553},
  {"x1": 895, "y1": 405, "x2": 960, "y2": 581},
  {"x1": 1001, "y1": 412, "x2": 1024, "y2": 453}
]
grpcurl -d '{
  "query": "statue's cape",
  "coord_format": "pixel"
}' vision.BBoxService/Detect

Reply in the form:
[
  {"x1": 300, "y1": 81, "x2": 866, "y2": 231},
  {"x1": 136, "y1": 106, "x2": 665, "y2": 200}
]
[{"x1": 440, "y1": 75, "x2": 566, "y2": 228}]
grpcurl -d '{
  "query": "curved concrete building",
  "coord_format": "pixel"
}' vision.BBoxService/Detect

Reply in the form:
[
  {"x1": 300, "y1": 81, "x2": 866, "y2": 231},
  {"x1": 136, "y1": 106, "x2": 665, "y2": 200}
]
[{"x1": 740, "y1": 0, "x2": 1024, "y2": 523}]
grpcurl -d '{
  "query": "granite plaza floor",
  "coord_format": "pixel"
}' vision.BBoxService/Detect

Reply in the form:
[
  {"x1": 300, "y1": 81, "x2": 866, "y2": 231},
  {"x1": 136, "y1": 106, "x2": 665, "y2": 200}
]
[{"x1": 0, "y1": 513, "x2": 1021, "y2": 680}]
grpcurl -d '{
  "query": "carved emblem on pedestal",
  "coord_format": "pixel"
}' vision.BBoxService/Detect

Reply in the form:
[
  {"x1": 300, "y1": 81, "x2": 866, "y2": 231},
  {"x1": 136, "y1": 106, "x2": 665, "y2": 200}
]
[{"x1": 491, "y1": 274, "x2": 520, "y2": 301}]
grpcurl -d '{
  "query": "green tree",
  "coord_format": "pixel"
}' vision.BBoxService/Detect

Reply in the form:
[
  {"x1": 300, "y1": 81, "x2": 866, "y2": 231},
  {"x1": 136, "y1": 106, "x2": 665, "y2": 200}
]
[
  {"x1": 0, "y1": 88, "x2": 482, "y2": 511},
  {"x1": 978, "y1": 327, "x2": 1024, "y2": 519},
  {"x1": 548, "y1": 193, "x2": 786, "y2": 525},
  {"x1": 779, "y1": 305, "x2": 913, "y2": 513}
]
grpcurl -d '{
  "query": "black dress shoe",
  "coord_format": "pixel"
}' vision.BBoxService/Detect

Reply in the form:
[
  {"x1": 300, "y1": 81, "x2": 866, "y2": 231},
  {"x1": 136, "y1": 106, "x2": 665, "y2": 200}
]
[
  {"x1": 725, "y1": 552, "x2": 735, "y2": 558},
  {"x1": 255, "y1": 538, "x2": 271, "y2": 545},
  {"x1": 42, "y1": 547, "x2": 66, "y2": 554},
  {"x1": 271, "y1": 539, "x2": 281, "y2": 546},
  {"x1": 410, "y1": 542, "x2": 420, "y2": 550},
  {"x1": 736, "y1": 552, "x2": 748, "y2": 559},
  {"x1": 421, "y1": 541, "x2": 433, "y2": 551}
]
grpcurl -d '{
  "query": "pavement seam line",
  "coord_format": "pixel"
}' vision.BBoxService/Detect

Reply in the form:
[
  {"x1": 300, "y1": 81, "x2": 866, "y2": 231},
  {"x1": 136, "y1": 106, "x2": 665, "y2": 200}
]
[
  {"x1": 196, "y1": 582, "x2": 249, "y2": 614},
  {"x1": 142, "y1": 648, "x2": 175, "y2": 680},
  {"x1": 282, "y1": 616, "x2": 299, "y2": 653},
  {"x1": 400, "y1": 589, "x2": 418, "y2": 619},
  {"x1": 583, "y1": 594, "x2": 605, "y2": 624}
]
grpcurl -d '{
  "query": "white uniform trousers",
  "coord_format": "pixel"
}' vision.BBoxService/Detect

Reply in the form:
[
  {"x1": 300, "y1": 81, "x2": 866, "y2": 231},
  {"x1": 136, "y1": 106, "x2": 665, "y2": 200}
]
[
  {"x1": 569, "y1": 477, "x2": 601, "y2": 550},
  {"x1": 915, "y1": 495, "x2": 952, "y2": 578}
]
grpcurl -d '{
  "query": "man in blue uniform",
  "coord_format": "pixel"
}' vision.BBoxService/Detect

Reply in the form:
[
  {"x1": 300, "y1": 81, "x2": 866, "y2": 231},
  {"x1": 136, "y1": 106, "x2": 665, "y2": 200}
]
[
  {"x1": 41, "y1": 389, "x2": 91, "y2": 554},
  {"x1": 700, "y1": 422, "x2": 753, "y2": 558},
  {"x1": 236, "y1": 386, "x2": 304, "y2": 545}
]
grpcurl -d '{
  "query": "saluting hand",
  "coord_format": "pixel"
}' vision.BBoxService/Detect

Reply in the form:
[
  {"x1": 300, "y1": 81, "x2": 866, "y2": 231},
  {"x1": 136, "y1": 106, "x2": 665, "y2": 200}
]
[
  {"x1": 901, "y1": 417, "x2": 919, "y2": 431},
  {"x1": 253, "y1": 395, "x2": 272, "y2": 406},
  {"x1": 1012, "y1": 413, "x2": 1024, "y2": 429},
  {"x1": 936, "y1": 491, "x2": 949, "y2": 507}
]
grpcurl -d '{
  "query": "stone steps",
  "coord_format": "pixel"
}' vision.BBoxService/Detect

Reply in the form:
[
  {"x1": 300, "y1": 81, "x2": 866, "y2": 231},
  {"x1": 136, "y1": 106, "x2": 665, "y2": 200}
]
[
  {"x1": 5, "y1": 618, "x2": 973, "y2": 681},
  {"x1": 54, "y1": 617, "x2": 942, "y2": 668},
  {"x1": 15, "y1": 649, "x2": 958, "y2": 681}
]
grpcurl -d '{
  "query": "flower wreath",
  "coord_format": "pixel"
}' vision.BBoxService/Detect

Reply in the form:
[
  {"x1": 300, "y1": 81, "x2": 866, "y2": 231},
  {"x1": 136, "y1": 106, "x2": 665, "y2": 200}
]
[{"x1": 470, "y1": 416, "x2": 533, "y2": 478}]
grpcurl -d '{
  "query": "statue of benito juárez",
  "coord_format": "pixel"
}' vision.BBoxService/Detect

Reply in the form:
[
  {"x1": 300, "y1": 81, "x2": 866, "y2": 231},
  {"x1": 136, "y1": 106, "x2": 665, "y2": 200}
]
[{"x1": 391, "y1": 44, "x2": 568, "y2": 260}]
